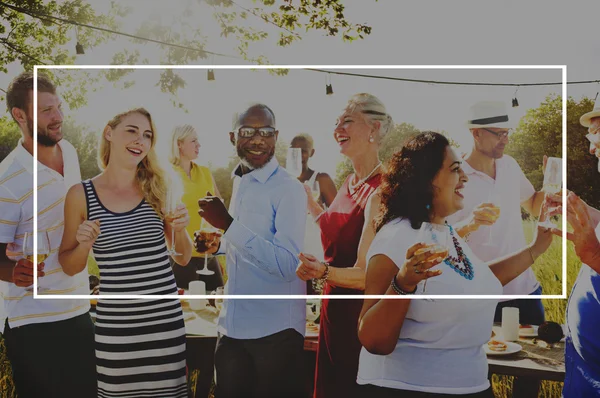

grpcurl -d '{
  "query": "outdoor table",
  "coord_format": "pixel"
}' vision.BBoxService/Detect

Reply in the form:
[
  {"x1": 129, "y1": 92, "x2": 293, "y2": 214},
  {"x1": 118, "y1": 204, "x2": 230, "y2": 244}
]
[{"x1": 488, "y1": 324, "x2": 565, "y2": 398}]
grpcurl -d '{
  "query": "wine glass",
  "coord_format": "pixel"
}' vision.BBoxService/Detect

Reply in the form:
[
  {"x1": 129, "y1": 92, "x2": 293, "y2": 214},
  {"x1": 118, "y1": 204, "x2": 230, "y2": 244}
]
[
  {"x1": 165, "y1": 189, "x2": 182, "y2": 256},
  {"x1": 539, "y1": 157, "x2": 562, "y2": 229},
  {"x1": 286, "y1": 148, "x2": 302, "y2": 178},
  {"x1": 196, "y1": 218, "x2": 221, "y2": 276},
  {"x1": 586, "y1": 133, "x2": 600, "y2": 173},
  {"x1": 309, "y1": 177, "x2": 321, "y2": 204},
  {"x1": 23, "y1": 231, "x2": 50, "y2": 292},
  {"x1": 482, "y1": 186, "x2": 501, "y2": 246},
  {"x1": 414, "y1": 222, "x2": 449, "y2": 293}
]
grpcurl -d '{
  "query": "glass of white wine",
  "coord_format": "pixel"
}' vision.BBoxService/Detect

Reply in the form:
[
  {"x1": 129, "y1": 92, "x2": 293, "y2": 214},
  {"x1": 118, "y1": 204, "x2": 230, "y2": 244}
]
[
  {"x1": 165, "y1": 189, "x2": 182, "y2": 256},
  {"x1": 286, "y1": 148, "x2": 302, "y2": 178},
  {"x1": 539, "y1": 157, "x2": 562, "y2": 229},
  {"x1": 309, "y1": 177, "x2": 321, "y2": 204},
  {"x1": 23, "y1": 230, "x2": 50, "y2": 292},
  {"x1": 482, "y1": 185, "x2": 501, "y2": 246}
]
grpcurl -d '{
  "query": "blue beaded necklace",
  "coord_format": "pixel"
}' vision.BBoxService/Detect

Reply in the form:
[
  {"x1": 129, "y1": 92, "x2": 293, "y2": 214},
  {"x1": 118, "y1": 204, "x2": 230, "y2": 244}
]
[{"x1": 443, "y1": 222, "x2": 474, "y2": 280}]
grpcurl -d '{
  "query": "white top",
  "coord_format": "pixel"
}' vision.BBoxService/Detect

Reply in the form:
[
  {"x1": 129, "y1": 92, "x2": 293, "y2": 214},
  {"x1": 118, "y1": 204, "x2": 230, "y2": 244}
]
[
  {"x1": 357, "y1": 218, "x2": 501, "y2": 394},
  {"x1": 304, "y1": 171, "x2": 324, "y2": 261},
  {"x1": 0, "y1": 140, "x2": 90, "y2": 328},
  {"x1": 446, "y1": 155, "x2": 538, "y2": 296}
]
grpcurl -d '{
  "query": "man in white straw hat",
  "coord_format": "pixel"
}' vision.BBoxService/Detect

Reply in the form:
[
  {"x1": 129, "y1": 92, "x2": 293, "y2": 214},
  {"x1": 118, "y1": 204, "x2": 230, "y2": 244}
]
[{"x1": 448, "y1": 100, "x2": 548, "y2": 325}]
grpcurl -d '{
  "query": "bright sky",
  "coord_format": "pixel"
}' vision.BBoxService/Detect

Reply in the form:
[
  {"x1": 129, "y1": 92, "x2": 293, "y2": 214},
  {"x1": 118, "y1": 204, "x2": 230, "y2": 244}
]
[{"x1": 1, "y1": 0, "x2": 597, "y2": 177}]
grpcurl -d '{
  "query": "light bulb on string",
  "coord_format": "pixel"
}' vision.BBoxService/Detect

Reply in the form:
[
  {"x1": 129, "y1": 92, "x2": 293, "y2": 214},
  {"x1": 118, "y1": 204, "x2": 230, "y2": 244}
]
[
  {"x1": 75, "y1": 27, "x2": 85, "y2": 55},
  {"x1": 325, "y1": 73, "x2": 333, "y2": 95},
  {"x1": 512, "y1": 87, "x2": 519, "y2": 107}
]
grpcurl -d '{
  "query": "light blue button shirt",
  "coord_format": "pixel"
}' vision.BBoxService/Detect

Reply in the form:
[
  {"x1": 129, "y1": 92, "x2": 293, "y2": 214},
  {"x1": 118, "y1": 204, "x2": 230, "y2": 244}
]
[{"x1": 218, "y1": 157, "x2": 307, "y2": 339}]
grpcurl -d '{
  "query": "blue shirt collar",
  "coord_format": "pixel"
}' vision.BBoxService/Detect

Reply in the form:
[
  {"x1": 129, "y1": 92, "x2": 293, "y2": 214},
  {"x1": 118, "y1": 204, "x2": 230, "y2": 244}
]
[{"x1": 231, "y1": 156, "x2": 280, "y2": 184}]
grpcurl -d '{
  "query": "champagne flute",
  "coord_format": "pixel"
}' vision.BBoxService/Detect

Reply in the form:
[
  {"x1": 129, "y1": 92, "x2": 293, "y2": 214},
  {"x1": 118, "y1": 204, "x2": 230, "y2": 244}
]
[
  {"x1": 414, "y1": 222, "x2": 449, "y2": 293},
  {"x1": 23, "y1": 231, "x2": 50, "y2": 292},
  {"x1": 539, "y1": 157, "x2": 562, "y2": 229},
  {"x1": 196, "y1": 218, "x2": 220, "y2": 276},
  {"x1": 286, "y1": 148, "x2": 302, "y2": 178},
  {"x1": 309, "y1": 177, "x2": 321, "y2": 203},
  {"x1": 165, "y1": 190, "x2": 182, "y2": 256}
]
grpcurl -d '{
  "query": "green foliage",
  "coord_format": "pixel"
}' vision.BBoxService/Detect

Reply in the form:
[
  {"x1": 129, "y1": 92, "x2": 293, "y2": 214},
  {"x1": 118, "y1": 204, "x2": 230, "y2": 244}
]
[
  {"x1": 0, "y1": 116, "x2": 20, "y2": 161},
  {"x1": 505, "y1": 95, "x2": 599, "y2": 208},
  {"x1": 61, "y1": 117, "x2": 101, "y2": 180}
]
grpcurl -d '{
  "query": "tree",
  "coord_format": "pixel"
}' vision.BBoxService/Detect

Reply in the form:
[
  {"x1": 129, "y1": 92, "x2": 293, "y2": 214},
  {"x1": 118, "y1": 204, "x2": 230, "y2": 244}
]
[
  {"x1": 0, "y1": 1, "x2": 373, "y2": 108},
  {"x1": 334, "y1": 123, "x2": 460, "y2": 187},
  {"x1": 505, "y1": 94, "x2": 599, "y2": 208},
  {"x1": 0, "y1": 116, "x2": 20, "y2": 161}
]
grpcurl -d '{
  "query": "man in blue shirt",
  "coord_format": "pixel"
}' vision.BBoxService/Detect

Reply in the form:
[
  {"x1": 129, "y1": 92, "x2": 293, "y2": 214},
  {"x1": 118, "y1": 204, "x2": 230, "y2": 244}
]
[{"x1": 199, "y1": 103, "x2": 307, "y2": 398}]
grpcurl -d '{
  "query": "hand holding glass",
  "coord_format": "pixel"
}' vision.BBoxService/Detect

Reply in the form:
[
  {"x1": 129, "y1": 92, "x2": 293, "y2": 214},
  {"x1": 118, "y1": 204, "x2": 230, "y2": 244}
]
[
  {"x1": 539, "y1": 157, "x2": 562, "y2": 229},
  {"x1": 165, "y1": 190, "x2": 182, "y2": 256},
  {"x1": 23, "y1": 231, "x2": 50, "y2": 292},
  {"x1": 414, "y1": 222, "x2": 449, "y2": 293},
  {"x1": 196, "y1": 218, "x2": 222, "y2": 276}
]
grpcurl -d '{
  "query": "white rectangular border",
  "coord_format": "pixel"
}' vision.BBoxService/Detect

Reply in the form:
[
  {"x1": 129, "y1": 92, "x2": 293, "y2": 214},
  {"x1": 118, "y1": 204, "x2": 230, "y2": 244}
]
[{"x1": 33, "y1": 64, "x2": 567, "y2": 300}]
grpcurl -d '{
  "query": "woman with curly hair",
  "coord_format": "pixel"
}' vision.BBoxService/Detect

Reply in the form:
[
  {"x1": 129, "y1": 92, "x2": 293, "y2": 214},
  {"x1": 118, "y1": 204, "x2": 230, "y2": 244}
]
[
  {"x1": 356, "y1": 132, "x2": 554, "y2": 397},
  {"x1": 59, "y1": 108, "x2": 192, "y2": 397}
]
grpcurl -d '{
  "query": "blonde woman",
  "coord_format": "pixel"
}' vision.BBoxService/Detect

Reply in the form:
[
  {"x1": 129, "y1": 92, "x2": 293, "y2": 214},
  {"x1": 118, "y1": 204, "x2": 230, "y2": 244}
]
[
  {"x1": 169, "y1": 124, "x2": 224, "y2": 292},
  {"x1": 59, "y1": 108, "x2": 192, "y2": 398}
]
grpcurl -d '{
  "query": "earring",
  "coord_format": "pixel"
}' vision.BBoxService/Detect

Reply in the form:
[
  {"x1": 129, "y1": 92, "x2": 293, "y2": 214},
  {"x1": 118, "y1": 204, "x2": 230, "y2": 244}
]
[
  {"x1": 426, "y1": 204, "x2": 430, "y2": 210},
  {"x1": 369, "y1": 136, "x2": 374, "y2": 143}
]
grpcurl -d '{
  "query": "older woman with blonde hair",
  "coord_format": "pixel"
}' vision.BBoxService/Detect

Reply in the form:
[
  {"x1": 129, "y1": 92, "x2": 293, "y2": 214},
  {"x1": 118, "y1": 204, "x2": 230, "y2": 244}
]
[
  {"x1": 296, "y1": 93, "x2": 393, "y2": 398},
  {"x1": 59, "y1": 108, "x2": 192, "y2": 397},
  {"x1": 169, "y1": 124, "x2": 224, "y2": 292}
]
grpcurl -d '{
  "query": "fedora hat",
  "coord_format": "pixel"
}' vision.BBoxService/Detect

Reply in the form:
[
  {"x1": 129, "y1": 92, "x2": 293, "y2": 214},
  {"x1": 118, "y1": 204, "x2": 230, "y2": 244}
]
[
  {"x1": 467, "y1": 101, "x2": 513, "y2": 129},
  {"x1": 580, "y1": 97, "x2": 600, "y2": 127}
]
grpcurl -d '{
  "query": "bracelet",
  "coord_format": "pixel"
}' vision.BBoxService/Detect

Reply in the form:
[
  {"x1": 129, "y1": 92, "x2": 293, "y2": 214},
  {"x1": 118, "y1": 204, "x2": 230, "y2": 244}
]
[
  {"x1": 320, "y1": 262, "x2": 330, "y2": 281},
  {"x1": 391, "y1": 275, "x2": 417, "y2": 295},
  {"x1": 527, "y1": 246, "x2": 536, "y2": 264}
]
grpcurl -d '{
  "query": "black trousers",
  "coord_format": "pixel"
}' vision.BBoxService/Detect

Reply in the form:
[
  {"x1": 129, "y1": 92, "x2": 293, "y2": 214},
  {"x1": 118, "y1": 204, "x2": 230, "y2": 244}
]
[
  {"x1": 358, "y1": 384, "x2": 494, "y2": 398},
  {"x1": 214, "y1": 328, "x2": 306, "y2": 398},
  {"x1": 4, "y1": 312, "x2": 97, "y2": 398},
  {"x1": 172, "y1": 256, "x2": 224, "y2": 292}
]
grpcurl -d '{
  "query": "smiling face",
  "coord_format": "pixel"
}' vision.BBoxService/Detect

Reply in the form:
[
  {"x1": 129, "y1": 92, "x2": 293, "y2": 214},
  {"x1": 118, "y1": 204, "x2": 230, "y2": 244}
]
[
  {"x1": 24, "y1": 91, "x2": 63, "y2": 147},
  {"x1": 333, "y1": 108, "x2": 374, "y2": 159},
  {"x1": 473, "y1": 127, "x2": 509, "y2": 159},
  {"x1": 230, "y1": 106, "x2": 278, "y2": 170},
  {"x1": 431, "y1": 146, "x2": 468, "y2": 219},
  {"x1": 104, "y1": 112, "x2": 154, "y2": 168},
  {"x1": 587, "y1": 117, "x2": 600, "y2": 158},
  {"x1": 179, "y1": 131, "x2": 201, "y2": 161}
]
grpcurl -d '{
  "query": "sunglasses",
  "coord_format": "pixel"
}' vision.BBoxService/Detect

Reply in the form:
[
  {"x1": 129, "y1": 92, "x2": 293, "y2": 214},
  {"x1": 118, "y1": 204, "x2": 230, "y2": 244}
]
[
  {"x1": 482, "y1": 128, "x2": 511, "y2": 139},
  {"x1": 237, "y1": 127, "x2": 276, "y2": 138}
]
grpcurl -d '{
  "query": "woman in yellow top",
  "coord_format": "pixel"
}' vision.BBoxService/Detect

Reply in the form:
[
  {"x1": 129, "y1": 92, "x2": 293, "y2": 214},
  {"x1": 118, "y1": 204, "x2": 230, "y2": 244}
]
[{"x1": 169, "y1": 124, "x2": 223, "y2": 292}]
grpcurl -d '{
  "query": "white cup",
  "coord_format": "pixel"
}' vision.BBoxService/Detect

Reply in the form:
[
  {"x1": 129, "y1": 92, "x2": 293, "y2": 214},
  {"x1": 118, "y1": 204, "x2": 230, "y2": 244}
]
[
  {"x1": 501, "y1": 307, "x2": 519, "y2": 341},
  {"x1": 188, "y1": 281, "x2": 207, "y2": 311}
]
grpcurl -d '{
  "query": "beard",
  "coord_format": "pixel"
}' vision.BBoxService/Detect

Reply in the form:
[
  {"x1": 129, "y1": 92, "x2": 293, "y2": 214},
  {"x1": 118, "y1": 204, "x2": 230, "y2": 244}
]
[
  {"x1": 27, "y1": 117, "x2": 62, "y2": 147},
  {"x1": 237, "y1": 146, "x2": 275, "y2": 170}
]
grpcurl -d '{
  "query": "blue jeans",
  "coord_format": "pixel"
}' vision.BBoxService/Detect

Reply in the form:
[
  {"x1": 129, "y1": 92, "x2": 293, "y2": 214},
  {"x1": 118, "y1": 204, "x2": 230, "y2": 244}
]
[{"x1": 494, "y1": 285, "x2": 545, "y2": 325}]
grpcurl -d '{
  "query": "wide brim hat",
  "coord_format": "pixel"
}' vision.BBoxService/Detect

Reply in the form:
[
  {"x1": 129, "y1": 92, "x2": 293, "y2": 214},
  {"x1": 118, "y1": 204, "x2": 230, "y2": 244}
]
[
  {"x1": 466, "y1": 100, "x2": 513, "y2": 129},
  {"x1": 580, "y1": 98, "x2": 600, "y2": 127}
]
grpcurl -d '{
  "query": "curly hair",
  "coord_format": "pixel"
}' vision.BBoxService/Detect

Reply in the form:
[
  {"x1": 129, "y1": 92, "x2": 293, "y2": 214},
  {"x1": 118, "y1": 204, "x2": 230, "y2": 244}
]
[{"x1": 375, "y1": 131, "x2": 450, "y2": 231}]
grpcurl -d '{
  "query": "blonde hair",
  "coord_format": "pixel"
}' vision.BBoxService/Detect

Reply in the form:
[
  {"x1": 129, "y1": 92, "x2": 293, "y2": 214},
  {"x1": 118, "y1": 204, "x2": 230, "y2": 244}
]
[
  {"x1": 169, "y1": 124, "x2": 197, "y2": 166},
  {"x1": 98, "y1": 108, "x2": 168, "y2": 215},
  {"x1": 345, "y1": 93, "x2": 394, "y2": 141}
]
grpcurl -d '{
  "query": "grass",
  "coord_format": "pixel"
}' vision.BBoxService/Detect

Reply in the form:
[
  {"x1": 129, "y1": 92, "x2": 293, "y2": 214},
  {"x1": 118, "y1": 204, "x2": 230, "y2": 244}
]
[{"x1": 0, "y1": 226, "x2": 579, "y2": 397}]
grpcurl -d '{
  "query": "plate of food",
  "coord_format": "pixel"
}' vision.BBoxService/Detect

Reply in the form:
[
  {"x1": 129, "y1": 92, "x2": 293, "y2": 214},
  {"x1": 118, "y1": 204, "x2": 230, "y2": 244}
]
[
  {"x1": 519, "y1": 324, "x2": 538, "y2": 337},
  {"x1": 484, "y1": 340, "x2": 522, "y2": 356}
]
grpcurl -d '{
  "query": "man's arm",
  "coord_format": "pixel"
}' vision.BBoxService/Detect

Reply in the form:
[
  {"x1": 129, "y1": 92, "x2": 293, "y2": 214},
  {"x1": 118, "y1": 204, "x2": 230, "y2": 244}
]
[
  {"x1": 224, "y1": 182, "x2": 307, "y2": 282},
  {"x1": 521, "y1": 191, "x2": 545, "y2": 218}
]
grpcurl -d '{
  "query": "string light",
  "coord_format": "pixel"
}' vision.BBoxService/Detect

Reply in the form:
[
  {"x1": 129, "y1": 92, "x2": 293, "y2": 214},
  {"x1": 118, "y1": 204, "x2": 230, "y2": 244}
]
[
  {"x1": 325, "y1": 73, "x2": 333, "y2": 95},
  {"x1": 512, "y1": 87, "x2": 519, "y2": 107}
]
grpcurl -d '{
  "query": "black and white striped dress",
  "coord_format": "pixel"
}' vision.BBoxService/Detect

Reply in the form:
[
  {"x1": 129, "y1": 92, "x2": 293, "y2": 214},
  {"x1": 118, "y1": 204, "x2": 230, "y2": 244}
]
[{"x1": 83, "y1": 180, "x2": 187, "y2": 398}]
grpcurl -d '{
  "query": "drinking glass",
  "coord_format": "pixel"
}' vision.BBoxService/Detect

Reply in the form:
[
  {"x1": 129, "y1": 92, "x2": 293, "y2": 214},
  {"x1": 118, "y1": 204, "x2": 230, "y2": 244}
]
[
  {"x1": 23, "y1": 231, "x2": 50, "y2": 292},
  {"x1": 482, "y1": 185, "x2": 501, "y2": 246},
  {"x1": 309, "y1": 177, "x2": 321, "y2": 203},
  {"x1": 196, "y1": 218, "x2": 222, "y2": 276},
  {"x1": 414, "y1": 222, "x2": 449, "y2": 293},
  {"x1": 286, "y1": 148, "x2": 302, "y2": 178},
  {"x1": 539, "y1": 157, "x2": 562, "y2": 229},
  {"x1": 165, "y1": 190, "x2": 182, "y2": 256}
]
